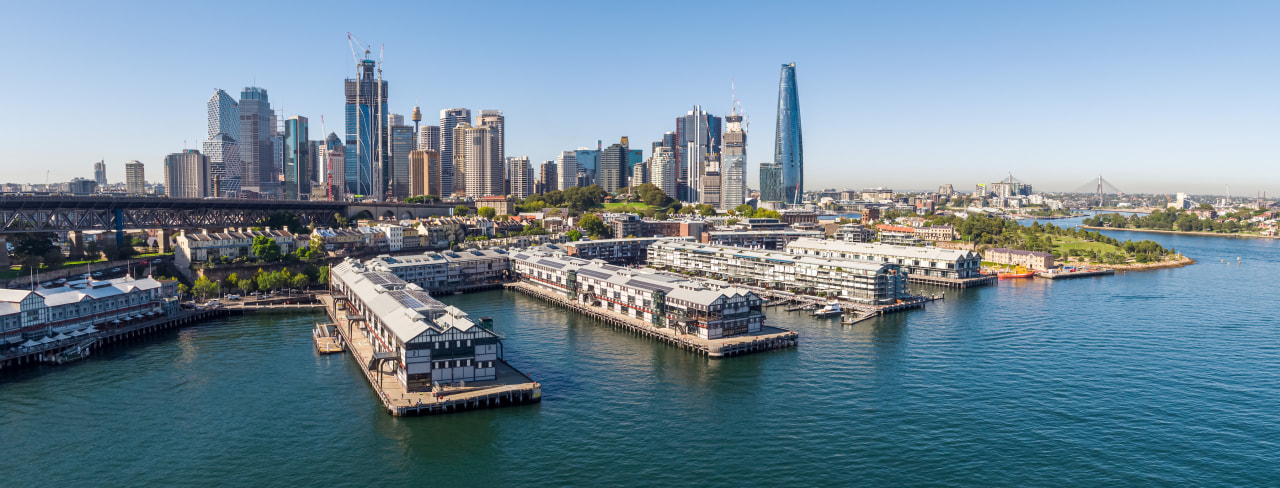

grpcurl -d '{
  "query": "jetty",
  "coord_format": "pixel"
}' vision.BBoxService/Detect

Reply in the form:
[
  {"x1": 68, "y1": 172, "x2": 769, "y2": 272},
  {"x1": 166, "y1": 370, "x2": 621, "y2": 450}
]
[
  {"x1": 1, "y1": 307, "x2": 231, "y2": 372},
  {"x1": 505, "y1": 281, "x2": 797, "y2": 358},
  {"x1": 1035, "y1": 269, "x2": 1115, "y2": 280},
  {"x1": 319, "y1": 294, "x2": 541, "y2": 416}
]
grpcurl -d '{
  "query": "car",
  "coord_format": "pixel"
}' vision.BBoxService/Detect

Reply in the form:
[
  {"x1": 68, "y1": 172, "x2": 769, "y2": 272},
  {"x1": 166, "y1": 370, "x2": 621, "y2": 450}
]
[
  {"x1": 41, "y1": 281, "x2": 53, "y2": 287},
  {"x1": 111, "y1": 267, "x2": 121, "y2": 272},
  {"x1": 92, "y1": 272, "x2": 103, "y2": 277},
  {"x1": 226, "y1": 294, "x2": 240, "y2": 300},
  {"x1": 55, "y1": 278, "x2": 67, "y2": 284}
]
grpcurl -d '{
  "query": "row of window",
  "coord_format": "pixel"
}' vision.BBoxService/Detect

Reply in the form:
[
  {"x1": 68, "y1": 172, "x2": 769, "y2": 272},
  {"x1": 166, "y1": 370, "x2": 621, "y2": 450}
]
[{"x1": 435, "y1": 359, "x2": 493, "y2": 369}]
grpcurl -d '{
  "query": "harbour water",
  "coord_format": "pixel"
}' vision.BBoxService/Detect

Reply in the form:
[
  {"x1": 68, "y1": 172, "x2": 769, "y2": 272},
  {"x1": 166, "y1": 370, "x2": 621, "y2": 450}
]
[{"x1": 3, "y1": 221, "x2": 1279, "y2": 486}]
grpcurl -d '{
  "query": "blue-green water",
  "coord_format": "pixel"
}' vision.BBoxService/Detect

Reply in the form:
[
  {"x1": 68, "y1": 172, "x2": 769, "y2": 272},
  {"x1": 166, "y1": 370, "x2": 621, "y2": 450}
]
[{"x1": 3, "y1": 221, "x2": 1279, "y2": 486}]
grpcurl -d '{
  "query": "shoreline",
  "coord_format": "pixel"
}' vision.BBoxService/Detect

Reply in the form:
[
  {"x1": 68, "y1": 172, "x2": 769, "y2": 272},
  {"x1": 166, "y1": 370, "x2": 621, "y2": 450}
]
[
  {"x1": 1091, "y1": 255, "x2": 1196, "y2": 272},
  {"x1": 1081, "y1": 225, "x2": 1275, "y2": 240}
]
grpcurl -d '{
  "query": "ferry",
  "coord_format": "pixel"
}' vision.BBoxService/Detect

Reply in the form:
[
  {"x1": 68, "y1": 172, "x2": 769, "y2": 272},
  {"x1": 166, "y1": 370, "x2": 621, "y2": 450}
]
[{"x1": 810, "y1": 302, "x2": 844, "y2": 317}]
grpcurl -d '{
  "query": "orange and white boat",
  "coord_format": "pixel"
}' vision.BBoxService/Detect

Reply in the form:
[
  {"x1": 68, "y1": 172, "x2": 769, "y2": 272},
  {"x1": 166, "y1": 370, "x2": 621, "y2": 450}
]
[{"x1": 997, "y1": 266, "x2": 1035, "y2": 279}]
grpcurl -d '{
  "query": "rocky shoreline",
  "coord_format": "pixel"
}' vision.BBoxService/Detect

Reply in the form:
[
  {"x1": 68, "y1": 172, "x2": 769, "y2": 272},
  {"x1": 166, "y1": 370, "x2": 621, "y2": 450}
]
[
  {"x1": 1080, "y1": 226, "x2": 1275, "y2": 240},
  {"x1": 1092, "y1": 255, "x2": 1196, "y2": 271}
]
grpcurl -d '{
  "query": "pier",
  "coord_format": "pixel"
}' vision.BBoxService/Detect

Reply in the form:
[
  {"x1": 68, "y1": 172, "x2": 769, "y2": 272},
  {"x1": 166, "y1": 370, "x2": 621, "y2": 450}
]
[
  {"x1": 1035, "y1": 269, "x2": 1115, "y2": 280},
  {"x1": 505, "y1": 281, "x2": 798, "y2": 358},
  {"x1": 319, "y1": 295, "x2": 541, "y2": 416},
  {"x1": 1, "y1": 308, "x2": 230, "y2": 372},
  {"x1": 906, "y1": 273, "x2": 997, "y2": 288}
]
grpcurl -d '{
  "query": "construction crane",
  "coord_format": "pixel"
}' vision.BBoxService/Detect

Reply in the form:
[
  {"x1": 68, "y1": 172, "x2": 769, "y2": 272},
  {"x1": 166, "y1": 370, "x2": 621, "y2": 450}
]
[{"x1": 347, "y1": 32, "x2": 371, "y2": 64}]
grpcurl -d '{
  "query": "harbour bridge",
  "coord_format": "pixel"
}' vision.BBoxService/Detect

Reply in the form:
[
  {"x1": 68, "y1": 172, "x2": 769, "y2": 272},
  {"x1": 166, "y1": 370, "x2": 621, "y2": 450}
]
[{"x1": 0, "y1": 195, "x2": 460, "y2": 247}]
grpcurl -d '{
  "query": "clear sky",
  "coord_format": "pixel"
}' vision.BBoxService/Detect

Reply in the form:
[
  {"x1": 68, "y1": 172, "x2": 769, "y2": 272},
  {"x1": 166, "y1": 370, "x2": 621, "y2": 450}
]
[{"x1": 2, "y1": 0, "x2": 1276, "y2": 195}]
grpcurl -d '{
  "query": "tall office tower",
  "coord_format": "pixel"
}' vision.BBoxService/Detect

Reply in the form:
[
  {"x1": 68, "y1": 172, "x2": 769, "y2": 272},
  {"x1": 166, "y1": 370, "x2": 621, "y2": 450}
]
[
  {"x1": 599, "y1": 137, "x2": 629, "y2": 193},
  {"x1": 283, "y1": 116, "x2": 310, "y2": 200},
  {"x1": 574, "y1": 148, "x2": 599, "y2": 186},
  {"x1": 652, "y1": 131, "x2": 676, "y2": 155},
  {"x1": 631, "y1": 160, "x2": 648, "y2": 186},
  {"x1": 649, "y1": 147, "x2": 677, "y2": 198},
  {"x1": 627, "y1": 149, "x2": 643, "y2": 175},
  {"x1": 508, "y1": 156, "x2": 533, "y2": 199},
  {"x1": 701, "y1": 166, "x2": 722, "y2": 209},
  {"x1": 390, "y1": 125, "x2": 414, "y2": 199},
  {"x1": 450, "y1": 121, "x2": 472, "y2": 196},
  {"x1": 538, "y1": 160, "x2": 557, "y2": 194},
  {"x1": 409, "y1": 150, "x2": 440, "y2": 197},
  {"x1": 163, "y1": 150, "x2": 209, "y2": 198},
  {"x1": 675, "y1": 106, "x2": 723, "y2": 202},
  {"x1": 775, "y1": 62, "x2": 804, "y2": 205},
  {"x1": 438, "y1": 108, "x2": 471, "y2": 196},
  {"x1": 388, "y1": 113, "x2": 404, "y2": 127},
  {"x1": 477, "y1": 110, "x2": 505, "y2": 168},
  {"x1": 345, "y1": 57, "x2": 388, "y2": 199},
  {"x1": 463, "y1": 126, "x2": 502, "y2": 197},
  {"x1": 759, "y1": 161, "x2": 783, "y2": 202},
  {"x1": 93, "y1": 160, "x2": 107, "y2": 185},
  {"x1": 238, "y1": 87, "x2": 273, "y2": 197},
  {"x1": 556, "y1": 151, "x2": 578, "y2": 191},
  {"x1": 721, "y1": 112, "x2": 747, "y2": 209},
  {"x1": 202, "y1": 89, "x2": 240, "y2": 197},
  {"x1": 324, "y1": 135, "x2": 346, "y2": 201},
  {"x1": 411, "y1": 107, "x2": 422, "y2": 149},
  {"x1": 419, "y1": 125, "x2": 440, "y2": 156},
  {"x1": 125, "y1": 160, "x2": 146, "y2": 195}
]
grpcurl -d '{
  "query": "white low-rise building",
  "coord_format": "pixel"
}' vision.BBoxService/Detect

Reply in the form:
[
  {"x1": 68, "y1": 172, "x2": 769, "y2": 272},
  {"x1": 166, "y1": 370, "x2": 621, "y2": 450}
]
[
  {"x1": 174, "y1": 228, "x2": 297, "y2": 267},
  {"x1": 785, "y1": 238, "x2": 982, "y2": 279},
  {"x1": 0, "y1": 277, "x2": 178, "y2": 345}
]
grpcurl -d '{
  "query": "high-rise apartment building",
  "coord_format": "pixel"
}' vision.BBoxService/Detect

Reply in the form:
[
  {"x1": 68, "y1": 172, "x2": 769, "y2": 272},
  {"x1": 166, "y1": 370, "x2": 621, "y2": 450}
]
[
  {"x1": 419, "y1": 126, "x2": 440, "y2": 158},
  {"x1": 675, "y1": 106, "x2": 723, "y2": 202},
  {"x1": 239, "y1": 87, "x2": 273, "y2": 197},
  {"x1": 538, "y1": 161, "x2": 557, "y2": 195},
  {"x1": 722, "y1": 112, "x2": 747, "y2": 209},
  {"x1": 649, "y1": 147, "x2": 677, "y2": 198},
  {"x1": 163, "y1": 150, "x2": 209, "y2": 199},
  {"x1": 319, "y1": 133, "x2": 345, "y2": 201},
  {"x1": 702, "y1": 167, "x2": 722, "y2": 209},
  {"x1": 345, "y1": 58, "x2": 388, "y2": 199},
  {"x1": 439, "y1": 108, "x2": 471, "y2": 196},
  {"x1": 125, "y1": 160, "x2": 145, "y2": 195},
  {"x1": 283, "y1": 116, "x2": 310, "y2": 200},
  {"x1": 409, "y1": 150, "x2": 440, "y2": 197},
  {"x1": 599, "y1": 138, "x2": 629, "y2": 193},
  {"x1": 557, "y1": 151, "x2": 578, "y2": 191},
  {"x1": 463, "y1": 126, "x2": 502, "y2": 197},
  {"x1": 508, "y1": 156, "x2": 533, "y2": 199},
  {"x1": 390, "y1": 125, "x2": 414, "y2": 199},
  {"x1": 93, "y1": 161, "x2": 107, "y2": 186},
  {"x1": 450, "y1": 121, "x2": 472, "y2": 196},
  {"x1": 631, "y1": 160, "x2": 648, "y2": 186},
  {"x1": 759, "y1": 161, "x2": 783, "y2": 202},
  {"x1": 203, "y1": 89, "x2": 240, "y2": 197},
  {"x1": 478, "y1": 111, "x2": 507, "y2": 194},
  {"x1": 775, "y1": 63, "x2": 804, "y2": 205}
]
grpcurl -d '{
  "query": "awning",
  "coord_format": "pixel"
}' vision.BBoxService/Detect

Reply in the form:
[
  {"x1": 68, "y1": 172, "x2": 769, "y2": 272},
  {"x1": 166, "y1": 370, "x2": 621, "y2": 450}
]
[
  {"x1": 52, "y1": 333, "x2": 70, "y2": 341},
  {"x1": 20, "y1": 340, "x2": 38, "y2": 348},
  {"x1": 111, "y1": 319, "x2": 122, "y2": 324},
  {"x1": 83, "y1": 327, "x2": 98, "y2": 334}
]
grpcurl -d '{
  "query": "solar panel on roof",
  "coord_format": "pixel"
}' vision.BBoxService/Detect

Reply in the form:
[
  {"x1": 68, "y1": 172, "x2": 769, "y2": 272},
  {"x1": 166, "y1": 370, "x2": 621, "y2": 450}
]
[
  {"x1": 515, "y1": 254, "x2": 530, "y2": 260},
  {"x1": 577, "y1": 269, "x2": 611, "y2": 280},
  {"x1": 600, "y1": 265, "x2": 623, "y2": 271},
  {"x1": 538, "y1": 259, "x2": 565, "y2": 269},
  {"x1": 626, "y1": 279, "x2": 673, "y2": 293}
]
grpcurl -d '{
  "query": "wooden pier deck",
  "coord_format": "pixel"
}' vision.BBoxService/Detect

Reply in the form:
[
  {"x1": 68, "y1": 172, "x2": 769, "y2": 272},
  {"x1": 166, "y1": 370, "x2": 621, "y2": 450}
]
[
  {"x1": 505, "y1": 281, "x2": 798, "y2": 358},
  {"x1": 1035, "y1": 269, "x2": 1115, "y2": 280},
  {"x1": 906, "y1": 274, "x2": 997, "y2": 288},
  {"x1": 319, "y1": 295, "x2": 541, "y2": 416}
]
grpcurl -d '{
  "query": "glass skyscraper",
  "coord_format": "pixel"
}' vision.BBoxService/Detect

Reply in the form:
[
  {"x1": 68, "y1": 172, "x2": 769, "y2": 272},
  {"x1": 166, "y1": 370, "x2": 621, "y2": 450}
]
[
  {"x1": 202, "y1": 89, "x2": 240, "y2": 197},
  {"x1": 722, "y1": 112, "x2": 747, "y2": 209},
  {"x1": 438, "y1": 108, "x2": 471, "y2": 197},
  {"x1": 774, "y1": 63, "x2": 803, "y2": 205},
  {"x1": 238, "y1": 87, "x2": 272, "y2": 197},
  {"x1": 759, "y1": 161, "x2": 783, "y2": 202},
  {"x1": 345, "y1": 59, "x2": 388, "y2": 198},
  {"x1": 283, "y1": 116, "x2": 310, "y2": 200}
]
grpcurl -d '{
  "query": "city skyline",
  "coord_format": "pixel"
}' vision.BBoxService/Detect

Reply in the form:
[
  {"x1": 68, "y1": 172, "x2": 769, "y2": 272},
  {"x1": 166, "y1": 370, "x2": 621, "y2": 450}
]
[{"x1": 1, "y1": 1, "x2": 1277, "y2": 194}]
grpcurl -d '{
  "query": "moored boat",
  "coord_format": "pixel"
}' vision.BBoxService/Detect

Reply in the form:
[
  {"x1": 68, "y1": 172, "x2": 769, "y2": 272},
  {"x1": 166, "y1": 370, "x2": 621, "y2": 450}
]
[{"x1": 810, "y1": 302, "x2": 844, "y2": 317}]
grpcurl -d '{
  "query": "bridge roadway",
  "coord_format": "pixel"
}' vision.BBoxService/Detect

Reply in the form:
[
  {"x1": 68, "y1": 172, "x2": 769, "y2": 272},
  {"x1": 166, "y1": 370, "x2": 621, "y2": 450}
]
[{"x1": 0, "y1": 195, "x2": 461, "y2": 247}]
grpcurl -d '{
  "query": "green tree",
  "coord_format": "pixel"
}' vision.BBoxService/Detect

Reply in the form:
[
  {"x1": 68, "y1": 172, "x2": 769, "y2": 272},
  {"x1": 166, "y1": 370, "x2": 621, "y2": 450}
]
[
  {"x1": 265, "y1": 212, "x2": 307, "y2": 234},
  {"x1": 177, "y1": 283, "x2": 190, "y2": 296},
  {"x1": 251, "y1": 235, "x2": 282, "y2": 262},
  {"x1": 578, "y1": 214, "x2": 611, "y2": 238},
  {"x1": 238, "y1": 279, "x2": 255, "y2": 294},
  {"x1": 697, "y1": 204, "x2": 717, "y2": 217},
  {"x1": 454, "y1": 205, "x2": 471, "y2": 216},
  {"x1": 734, "y1": 204, "x2": 755, "y2": 218},
  {"x1": 42, "y1": 248, "x2": 66, "y2": 269},
  {"x1": 130, "y1": 237, "x2": 148, "y2": 247},
  {"x1": 333, "y1": 213, "x2": 350, "y2": 228},
  {"x1": 291, "y1": 274, "x2": 311, "y2": 289},
  {"x1": 566, "y1": 230, "x2": 583, "y2": 241},
  {"x1": 316, "y1": 266, "x2": 330, "y2": 285},
  {"x1": 226, "y1": 273, "x2": 240, "y2": 287},
  {"x1": 10, "y1": 233, "x2": 58, "y2": 261},
  {"x1": 654, "y1": 211, "x2": 668, "y2": 221},
  {"x1": 192, "y1": 276, "x2": 219, "y2": 300},
  {"x1": 478, "y1": 206, "x2": 497, "y2": 219}
]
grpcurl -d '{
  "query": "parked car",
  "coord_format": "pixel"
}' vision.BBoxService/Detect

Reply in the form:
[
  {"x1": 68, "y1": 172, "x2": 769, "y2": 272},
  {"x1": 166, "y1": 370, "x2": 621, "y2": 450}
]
[
  {"x1": 111, "y1": 267, "x2": 121, "y2": 272},
  {"x1": 92, "y1": 272, "x2": 103, "y2": 277},
  {"x1": 226, "y1": 294, "x2": 240, "y2": 300},
  {"x1": 55, "y1": 278, "x2": 67, "y2": 284}
]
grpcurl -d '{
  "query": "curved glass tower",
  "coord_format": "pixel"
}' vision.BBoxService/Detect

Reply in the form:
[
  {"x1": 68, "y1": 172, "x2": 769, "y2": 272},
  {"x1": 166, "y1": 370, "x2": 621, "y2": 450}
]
[{"x1": 774, "y1": 63, "x2": 803, "y2": 205}]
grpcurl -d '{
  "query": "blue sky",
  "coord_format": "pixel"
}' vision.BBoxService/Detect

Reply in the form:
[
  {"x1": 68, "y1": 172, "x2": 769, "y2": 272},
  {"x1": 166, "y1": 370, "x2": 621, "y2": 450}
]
[{"x1": 2, "y1": 0, "x2": 1276, "y2": 194}]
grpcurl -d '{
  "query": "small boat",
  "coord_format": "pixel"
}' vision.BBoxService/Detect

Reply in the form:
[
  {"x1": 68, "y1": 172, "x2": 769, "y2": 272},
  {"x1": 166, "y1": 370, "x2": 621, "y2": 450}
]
[
  {"x1": 998, "y1": 266, "x2": 1035, "y2": 279},
  {"x1": 43, "y1": 339, "x2": 95, "y2": 365},
  {"x1": 811, "y1": 302, "x2": 844, "y2": 317}
]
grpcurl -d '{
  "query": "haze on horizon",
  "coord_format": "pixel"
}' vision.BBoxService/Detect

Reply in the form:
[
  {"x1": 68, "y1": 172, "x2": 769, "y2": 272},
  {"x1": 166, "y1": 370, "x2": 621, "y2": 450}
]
[{"x1": 0, "y1": 1, "x2": 1275, "y2": 195}]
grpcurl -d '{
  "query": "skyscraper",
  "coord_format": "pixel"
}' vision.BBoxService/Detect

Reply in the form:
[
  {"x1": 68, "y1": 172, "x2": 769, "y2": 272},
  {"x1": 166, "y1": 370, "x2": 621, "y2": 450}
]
[
  {"x1": 317, "y1": 132, "x2": 345, "y2": 201},
  {"x1": 283, "y1": 116, "x2": 310, "y2": 200},
  {"x1": 574, "y1": 148, "x2": 599, "y2": 187},
  {"x1": 775, "y1": 62, "x2": 804, "y2": 205},
  {"x1": 93, "y1": 160, "x2": 107, "y2": 186},
  {"x1": 464, "y1": 126, "x2": 502, "y2": 197},
  {"x1": 649, "y1": 147, "x2": 677, "y2": 199},
  {"x1": 508, "y1": 156, "x2": 533, "y2": 199},
  {"x1": 631, "y1": 160, "x2": 648, "y2": 186},
  {"x1": 451, "y1": 121, "x2": 472, "y2": 196},
  {"x1": 439, "y1": 108, "x2": 471, "y2": 197},
  {"x1": 599, "y1": 138, "x2": 629, "y2": 193},
  {"x1": 345, "y1": 58, "x2": 388, "y2": 198},
  {"x1": 390, "y1": 124, "x2": 414, "y2": 199},
  {"x1": 203, "y1": 89, "x2": 240, "y2": 197},
  {"x1": 409, "y1": 149, "x2": 440, "y2": 197},
  {"x1": 675, "y1": 106, "x2": 723, "y2": 202},
  {"x1": 722, "y1": 112, "x2": 747, "y2": 209},
  {"x1": 239, "y1": 87, "x2": 273, "y2": 197},
  {"x1": 164, "y1": 150, "x2": 210, "y2": 199},
  {"x1": 125, "y1": 160, "x2": 145, "y2": 195},
  {"x1": 557, "y1": 151, "x2": 578, "y2": 191},
  {"x1": 477, "y1": 111, "x2": 506, "y2": 194},
  {"x1": 538, "y1": 160, "x2": 557, "y2": 195},
  {"x1": 759, "y1": 161, "x2": 783, "y2": 202},
  {"x1": 419, "y1": 125, "x2": 440, "y2": 157}
]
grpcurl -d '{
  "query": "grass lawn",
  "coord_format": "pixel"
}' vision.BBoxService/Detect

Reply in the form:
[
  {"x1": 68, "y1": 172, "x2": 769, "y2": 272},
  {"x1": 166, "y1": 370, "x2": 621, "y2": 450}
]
[
  {"x1": 1052, "y1": 236, "x2": 1119, "y2": 255},
  {"x1": 601, "y1": 202, "x2": 657, "y2": 212}
]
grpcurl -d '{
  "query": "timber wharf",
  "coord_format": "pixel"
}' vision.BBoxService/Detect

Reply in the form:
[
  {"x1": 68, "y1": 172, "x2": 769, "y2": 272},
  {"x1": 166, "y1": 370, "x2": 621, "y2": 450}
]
[
  {"x1": 1035, "y1": 269, "x2": 1115, "y2": 280},
  {"x1": 319, "y1": 295, "x2": 541, "y2": 416},
  {"x1": 906, "y1": 273, "x2": 997, "y2": 288},
  {"x1": 505, "y1": 281, "x2": 798, "y2": 358}
]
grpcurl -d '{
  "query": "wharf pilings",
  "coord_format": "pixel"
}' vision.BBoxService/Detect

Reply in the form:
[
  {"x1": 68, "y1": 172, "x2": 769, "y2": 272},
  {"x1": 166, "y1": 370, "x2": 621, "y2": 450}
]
[{"x1": 505, "y1": 281, "x2": 798, "y2": 358}]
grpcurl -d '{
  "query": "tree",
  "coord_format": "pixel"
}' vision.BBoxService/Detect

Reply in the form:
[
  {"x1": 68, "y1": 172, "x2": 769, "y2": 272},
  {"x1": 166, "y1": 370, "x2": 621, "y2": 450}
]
[
  {"x1": 478, "y1": 207, "x2": 497, "y2": 219},
  {"x1": 454, "y1": 205, "x2": 471, "y2": 216},
  {"x1": 566, "y1": 230, "x2": 583, "y2": 241},
  {"x1": 726, "y1": 218, "x2": 739, "y2": 226},
  {"x1": 578, "y1": 213, "x2": 611, "y2": 238},
  {"x1": 42, "y1": 248, "x2": 66, "y2": 269},
  {"x1": 130, "y1": 237, "x2": 148, "y2": 247},
  {"x1": 266, "y1": 212, "x2": 307, "y2": 234},
  {"x1": 654, "y1": 211, "x2": 668, "y2": 221},
  {"x1": 192, "y1": 276, "x2": 219, "y2": 301},
  {"x1": 238, "y1": 279, "x2": 255, "y2": 294},
  {"x1": 226, "y1": 273, "x2": 240, "y2": 287},
  {"x1": 316, "y1": 266, "x2": 330, "y2": 285},
  {"x1": 291, "y1": 274, "x2": 311, "y2": 289},
  {"x1": 333, "y1": 213, "x2": 350, "y2": 228},
  {"x1": 734, "y1": 204, "x2": 755, "y2": 218},
  {"x1": 251, "y1": 235, "x2": 282, "y2": 262},
  {"x1": 10, "y1": 233, "x2": 57, "y2": 261},
  {"x1": 177, "y1": 283, "x2": 190, "y2": 296},
  {"x1": 697, "y1": 204, "x2": 717, "y2": 217}
]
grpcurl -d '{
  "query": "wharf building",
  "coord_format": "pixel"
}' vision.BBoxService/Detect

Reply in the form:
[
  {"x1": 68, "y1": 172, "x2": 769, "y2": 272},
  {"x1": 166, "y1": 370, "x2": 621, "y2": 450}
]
[
  {"x1": 646, "y1": 240, "x2": 908, "y2": 305},
  {"x1": 511, "y1": 249, "x2": 765, "y2": 340},
  {"x1": 700, "y1": 229, "x2": 824, "y2": 250},
  {"x1": 360, "y1": 249, "x2": 510, "y2": 293},
  {"x1": 983, "y1": 248, "x2": 1055, "y2": 270},
  {"x1": 784, "y1": 238, "x2": 982, "y2": 280},
  {"x1": 0, "y1": 277, "x2": 179, "y2": 346},
  {"x1": 562, "y1": 237, "x2": 694, "y2": 265},
  {"x1": 330, "y1": 259, "x2": 502, "y2": 391}
]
